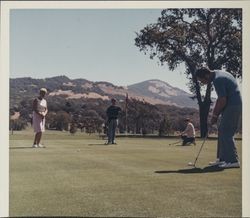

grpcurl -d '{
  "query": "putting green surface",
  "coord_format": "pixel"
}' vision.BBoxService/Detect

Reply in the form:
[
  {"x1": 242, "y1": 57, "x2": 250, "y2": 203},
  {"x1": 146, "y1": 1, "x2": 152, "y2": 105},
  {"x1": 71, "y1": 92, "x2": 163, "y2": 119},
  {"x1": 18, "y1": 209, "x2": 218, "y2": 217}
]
[{"x1": 10, "y1": 130, "x2": 242, "y2": 217}]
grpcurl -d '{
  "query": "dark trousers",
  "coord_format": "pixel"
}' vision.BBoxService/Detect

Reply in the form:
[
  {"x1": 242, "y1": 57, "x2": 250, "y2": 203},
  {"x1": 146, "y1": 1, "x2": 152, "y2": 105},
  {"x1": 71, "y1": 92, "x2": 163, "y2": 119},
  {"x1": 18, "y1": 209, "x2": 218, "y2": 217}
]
[
  {"x1": 217, "y1": 105, "x2": 241, "y2": 163},
  {"x1": 107, "y1": 119, "x2": 118, "y2": 143},
  {"x1": 181, "y1": 135, "x2": 195, "y2": 146}
]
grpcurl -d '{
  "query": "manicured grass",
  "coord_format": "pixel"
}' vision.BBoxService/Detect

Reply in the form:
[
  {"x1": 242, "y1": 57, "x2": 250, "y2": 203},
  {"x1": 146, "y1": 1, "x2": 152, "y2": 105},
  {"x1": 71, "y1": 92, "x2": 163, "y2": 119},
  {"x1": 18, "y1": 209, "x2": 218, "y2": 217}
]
[{"x1": 9, "y1": 129, "x2": 242, "y2": 217}]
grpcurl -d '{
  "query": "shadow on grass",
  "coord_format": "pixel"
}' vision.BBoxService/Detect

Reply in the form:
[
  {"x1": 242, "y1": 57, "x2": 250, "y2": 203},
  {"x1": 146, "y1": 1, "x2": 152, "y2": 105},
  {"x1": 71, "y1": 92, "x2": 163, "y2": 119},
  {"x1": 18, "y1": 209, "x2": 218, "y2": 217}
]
[
  {"x1": 10, "y1": 147, "x2": 34, "y2": 149},
  {"x1": 88, "y1": 143, "x2": 108, "y2": 146},
  {"x1": 155, "y1": 165, "x2": 224, "y2": 174},
  {"x1": 169, "y1": 144, "x2": 196, "y2": 147},
  {"x1": 10, "y1": 147, "x2": 47, "y2": 149}
]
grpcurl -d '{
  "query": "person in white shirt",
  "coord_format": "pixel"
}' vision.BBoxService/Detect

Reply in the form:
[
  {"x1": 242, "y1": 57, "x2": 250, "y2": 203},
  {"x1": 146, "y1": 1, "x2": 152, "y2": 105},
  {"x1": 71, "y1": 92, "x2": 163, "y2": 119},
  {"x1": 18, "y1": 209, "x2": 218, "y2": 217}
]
[
  {"x1": 181, "y1": 118, "x2": 196, "y2": 146},
  {"x1": 32, "y1": 88, "x2": 48, "y2": 148}
]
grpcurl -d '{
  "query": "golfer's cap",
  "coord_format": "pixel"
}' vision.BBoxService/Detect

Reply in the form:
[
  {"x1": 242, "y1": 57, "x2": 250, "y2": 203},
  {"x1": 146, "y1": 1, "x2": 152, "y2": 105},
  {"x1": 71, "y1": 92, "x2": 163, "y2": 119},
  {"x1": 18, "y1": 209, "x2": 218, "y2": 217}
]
[
  {"x1": 184, "y1": 117, "x2": 190, "y2": 121},
  {"x1": 40, "y1": 88, "x2": 47, "y2": 93}
]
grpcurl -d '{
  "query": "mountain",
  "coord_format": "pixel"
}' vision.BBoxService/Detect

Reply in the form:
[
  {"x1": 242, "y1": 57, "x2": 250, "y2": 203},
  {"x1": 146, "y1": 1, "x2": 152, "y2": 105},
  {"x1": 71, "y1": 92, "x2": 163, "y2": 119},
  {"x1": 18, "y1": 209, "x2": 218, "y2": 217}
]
[
  {"x1": 128, "y1": 80, "x2": 197, "y2": 108},
  {"x1": 10, "y1": 76, "x2": 198, "y2": 109}
]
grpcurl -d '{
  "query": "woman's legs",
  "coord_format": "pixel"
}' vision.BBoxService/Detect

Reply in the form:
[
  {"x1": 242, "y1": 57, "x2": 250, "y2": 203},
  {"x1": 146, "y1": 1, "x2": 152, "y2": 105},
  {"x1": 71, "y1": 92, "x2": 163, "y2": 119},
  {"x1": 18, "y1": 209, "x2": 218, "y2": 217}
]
[{"x1": 33, "y1": 132, "x2": 42, "y2": 145}]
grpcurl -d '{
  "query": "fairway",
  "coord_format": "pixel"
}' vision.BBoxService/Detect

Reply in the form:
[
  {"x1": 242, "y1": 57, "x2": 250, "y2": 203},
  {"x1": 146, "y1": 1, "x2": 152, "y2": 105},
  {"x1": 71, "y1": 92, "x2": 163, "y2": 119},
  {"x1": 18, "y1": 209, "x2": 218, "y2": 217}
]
[{"x1": 10, "y1": 130, "x2": 242, "y2": 217}]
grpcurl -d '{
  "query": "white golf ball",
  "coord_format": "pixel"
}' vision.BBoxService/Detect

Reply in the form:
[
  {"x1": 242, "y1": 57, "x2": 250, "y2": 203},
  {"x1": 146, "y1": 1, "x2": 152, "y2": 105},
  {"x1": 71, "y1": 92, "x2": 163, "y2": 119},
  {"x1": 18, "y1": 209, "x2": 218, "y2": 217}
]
[{"x1": 188, "y1": 162, "x2": 193, "y2": 166}]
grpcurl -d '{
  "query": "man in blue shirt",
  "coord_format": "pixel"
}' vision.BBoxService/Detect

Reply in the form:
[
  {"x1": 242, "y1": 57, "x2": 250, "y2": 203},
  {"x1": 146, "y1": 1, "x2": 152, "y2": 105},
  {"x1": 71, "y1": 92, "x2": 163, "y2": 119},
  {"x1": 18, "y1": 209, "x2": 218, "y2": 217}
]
[
  {"x1": 195, "y1": 67, "x2": 242, "y2": 169},
  {"x1": 106, "y1": 98, "x2": 122, "y2": 145}
]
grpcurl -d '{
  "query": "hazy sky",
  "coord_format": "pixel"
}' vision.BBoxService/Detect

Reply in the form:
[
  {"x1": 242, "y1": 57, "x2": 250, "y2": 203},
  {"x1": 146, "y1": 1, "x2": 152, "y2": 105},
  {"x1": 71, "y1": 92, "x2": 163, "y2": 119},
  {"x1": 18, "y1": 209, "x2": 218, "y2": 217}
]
[{"x1": 10, "y1": 9, "x2": 190, "y2": 92}]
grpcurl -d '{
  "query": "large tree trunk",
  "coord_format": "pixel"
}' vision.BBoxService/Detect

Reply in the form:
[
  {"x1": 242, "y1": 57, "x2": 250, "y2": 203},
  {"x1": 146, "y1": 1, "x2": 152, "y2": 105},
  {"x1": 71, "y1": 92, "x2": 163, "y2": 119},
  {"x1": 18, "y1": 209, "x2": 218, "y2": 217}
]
[
  {"x1": 189, "y1": 65, "x2": 212, "y2": 138},
  {"x1": 199, "y1": 100, "x2": 211, "y2": 138},
  {"x1": 198, "y1": 83, "x2": 212, "y2": 138}
]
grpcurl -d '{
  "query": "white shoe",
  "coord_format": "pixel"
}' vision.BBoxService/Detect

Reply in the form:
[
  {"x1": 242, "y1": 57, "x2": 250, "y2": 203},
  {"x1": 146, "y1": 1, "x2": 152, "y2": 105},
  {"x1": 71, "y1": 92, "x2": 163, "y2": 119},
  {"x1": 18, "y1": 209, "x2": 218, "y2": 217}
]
[
  {"x1": 219, "y1": 162, "x2": 240, "y2": 169},
  {"x1": 209, "y1": 159, "x2": 225, "y2": 166},
  {"x1": 104, "y1": 142, "x2": 111, "y2": 145},
  {"x1": 32, "y1": 144, "x2": 38, "y2": 148},
  {"x1": 37, "y1": 144, "x2": 45, "y2": 148}
]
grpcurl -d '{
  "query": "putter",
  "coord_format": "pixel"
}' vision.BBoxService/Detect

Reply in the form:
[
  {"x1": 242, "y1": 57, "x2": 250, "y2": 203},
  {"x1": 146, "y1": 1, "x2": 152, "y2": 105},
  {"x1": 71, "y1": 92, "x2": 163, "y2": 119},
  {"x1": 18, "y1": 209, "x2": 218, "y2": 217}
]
[{"x1": 188, "y1": 135, "x2": 208, "y2": 168}]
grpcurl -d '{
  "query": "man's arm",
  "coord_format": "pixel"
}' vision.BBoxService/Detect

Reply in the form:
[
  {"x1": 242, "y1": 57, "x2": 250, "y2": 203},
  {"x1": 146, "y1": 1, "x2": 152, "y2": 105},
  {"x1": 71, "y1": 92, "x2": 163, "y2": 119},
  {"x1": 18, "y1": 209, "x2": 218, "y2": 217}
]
[
  {"x1": 211, "y1": 97, "x2": 227, "y2": 125},
  {"x1": 181, "y1": 124, "x2": 190, "y2": 135},
  {"x1": 105, "y1": 107, "x2": 110, "y2": 124},
  {"x1": 118, "y1": 106, "x2": 122, "y2": 113}
]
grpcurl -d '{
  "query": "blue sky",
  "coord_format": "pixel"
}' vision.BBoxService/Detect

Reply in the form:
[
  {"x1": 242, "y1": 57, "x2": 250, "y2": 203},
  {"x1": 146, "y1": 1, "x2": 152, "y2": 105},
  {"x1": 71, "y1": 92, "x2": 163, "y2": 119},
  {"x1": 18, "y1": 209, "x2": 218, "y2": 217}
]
[{"x1": 10, "y1": 9, "x2": 189, "y2": 92}]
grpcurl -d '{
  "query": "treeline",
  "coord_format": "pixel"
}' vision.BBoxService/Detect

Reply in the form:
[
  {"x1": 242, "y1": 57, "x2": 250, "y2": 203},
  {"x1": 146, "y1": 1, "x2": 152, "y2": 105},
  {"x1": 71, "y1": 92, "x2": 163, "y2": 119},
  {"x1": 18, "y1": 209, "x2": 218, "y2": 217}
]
[{"x1": 10, "y1": 95, "x2": 200, "y2": 136}]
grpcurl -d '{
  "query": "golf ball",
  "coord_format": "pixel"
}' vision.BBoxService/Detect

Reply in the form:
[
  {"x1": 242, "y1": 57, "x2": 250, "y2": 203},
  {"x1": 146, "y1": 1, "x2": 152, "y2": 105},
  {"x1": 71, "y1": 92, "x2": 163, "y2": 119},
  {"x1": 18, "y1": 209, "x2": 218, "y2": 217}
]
[{"x1": 188, "y1": 162, "x2": 193, "y2": 166}]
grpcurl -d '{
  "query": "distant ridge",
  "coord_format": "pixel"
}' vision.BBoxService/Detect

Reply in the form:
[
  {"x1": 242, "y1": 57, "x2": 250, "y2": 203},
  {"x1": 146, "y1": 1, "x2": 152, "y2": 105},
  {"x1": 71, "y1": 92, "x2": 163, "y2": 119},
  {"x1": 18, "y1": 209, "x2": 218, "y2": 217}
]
[
  {"x1": 128, "y1": 79, "x2": 197, "y2": 108},
  {"x1": 10, "y1": 76, "x2": 198, "y2": 108}
]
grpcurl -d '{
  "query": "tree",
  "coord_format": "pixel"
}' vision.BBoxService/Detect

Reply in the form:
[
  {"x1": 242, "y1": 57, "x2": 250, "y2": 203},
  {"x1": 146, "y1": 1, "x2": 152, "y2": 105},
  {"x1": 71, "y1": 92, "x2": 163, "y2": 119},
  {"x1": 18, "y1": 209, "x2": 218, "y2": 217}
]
[
  {"x1": 10, "y1": 118, "x2": 28, "y2": 131},
  {"x1": 69, "y1": 122, "x2": 77, "y2": 135},
  {"x1": 135, "y1": 9, "x2": 242, "y2": 137},
  {"x1": 46, "y1": 111, "x2": 71, "y2": 131},
  {"x1": 79, "y1": 110, "x2": 104, "y2": 134},
  {"x1": 127, "y1": 98, "x2": 161, "y2": 135},
  {"x1": 159, "y1": 114, "x2": 172, "y2": 136}
]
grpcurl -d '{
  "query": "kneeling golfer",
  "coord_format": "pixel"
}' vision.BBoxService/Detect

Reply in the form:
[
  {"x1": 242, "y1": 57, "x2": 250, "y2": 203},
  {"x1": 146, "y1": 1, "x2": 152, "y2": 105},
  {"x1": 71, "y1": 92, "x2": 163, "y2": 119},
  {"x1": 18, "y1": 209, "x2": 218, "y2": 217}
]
[
  {"x1": 105, "y1": 98, "x2": 121, "y2": 145},
  {"x1": 181, "y1": 118, "x2": 196, "y2": 146}
]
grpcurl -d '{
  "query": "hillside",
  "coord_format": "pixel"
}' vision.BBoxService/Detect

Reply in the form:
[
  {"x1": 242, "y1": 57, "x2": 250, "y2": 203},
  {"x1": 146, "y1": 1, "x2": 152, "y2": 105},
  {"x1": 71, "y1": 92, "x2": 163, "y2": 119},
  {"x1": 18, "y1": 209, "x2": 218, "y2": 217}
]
[
  {"x1": 10, "y1": 76, "x2": 198, "y2": 109},
  {"x1": 128, "y1": 79, "x2": 197, "y2": 108}
]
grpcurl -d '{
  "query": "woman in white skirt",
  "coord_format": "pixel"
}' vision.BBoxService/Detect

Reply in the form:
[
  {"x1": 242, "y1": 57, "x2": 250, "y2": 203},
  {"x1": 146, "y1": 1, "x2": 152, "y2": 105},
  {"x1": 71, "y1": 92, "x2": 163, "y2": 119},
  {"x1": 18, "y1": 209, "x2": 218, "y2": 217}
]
[{"x1": 32, "y1": 88, "x2": 48, "y2": 148}]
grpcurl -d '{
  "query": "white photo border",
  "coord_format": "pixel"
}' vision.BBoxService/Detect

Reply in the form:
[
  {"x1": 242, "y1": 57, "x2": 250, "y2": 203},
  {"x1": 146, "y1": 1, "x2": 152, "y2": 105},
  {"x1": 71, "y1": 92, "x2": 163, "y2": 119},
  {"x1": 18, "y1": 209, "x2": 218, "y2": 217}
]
[{"x1": 1, "y1": 1, "x2": 249, "y2": 217}]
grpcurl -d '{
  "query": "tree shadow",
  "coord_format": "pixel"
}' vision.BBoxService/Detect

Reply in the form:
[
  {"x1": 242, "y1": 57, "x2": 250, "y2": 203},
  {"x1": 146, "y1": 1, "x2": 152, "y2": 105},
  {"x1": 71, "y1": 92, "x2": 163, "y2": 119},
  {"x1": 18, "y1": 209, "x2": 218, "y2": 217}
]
[{"x1": 155, "y1": 165, "x2": 224, "y2": 174}]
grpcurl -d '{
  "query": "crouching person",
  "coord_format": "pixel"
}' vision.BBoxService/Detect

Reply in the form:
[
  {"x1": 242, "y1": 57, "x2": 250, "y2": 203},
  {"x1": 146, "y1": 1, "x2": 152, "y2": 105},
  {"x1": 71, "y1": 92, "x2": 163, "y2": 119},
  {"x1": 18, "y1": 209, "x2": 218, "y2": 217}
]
[{"x1": 181, "y1": 118, "x2": 196, "y2": 146}]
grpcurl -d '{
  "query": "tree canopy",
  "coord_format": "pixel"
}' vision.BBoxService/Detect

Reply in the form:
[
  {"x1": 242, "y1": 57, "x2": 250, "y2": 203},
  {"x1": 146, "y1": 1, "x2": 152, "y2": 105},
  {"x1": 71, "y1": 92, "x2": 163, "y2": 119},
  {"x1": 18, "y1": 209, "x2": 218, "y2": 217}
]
[{"x1": 135, "y1": 8, "x2": 242, "y2": 79}]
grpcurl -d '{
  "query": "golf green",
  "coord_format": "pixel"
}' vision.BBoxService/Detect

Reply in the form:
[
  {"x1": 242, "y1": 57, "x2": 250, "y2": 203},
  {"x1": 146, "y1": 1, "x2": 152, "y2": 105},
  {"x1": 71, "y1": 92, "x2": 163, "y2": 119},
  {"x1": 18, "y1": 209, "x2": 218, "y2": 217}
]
[{"x1": 10, "y1": 130, "x2": 242, "y2": 217}]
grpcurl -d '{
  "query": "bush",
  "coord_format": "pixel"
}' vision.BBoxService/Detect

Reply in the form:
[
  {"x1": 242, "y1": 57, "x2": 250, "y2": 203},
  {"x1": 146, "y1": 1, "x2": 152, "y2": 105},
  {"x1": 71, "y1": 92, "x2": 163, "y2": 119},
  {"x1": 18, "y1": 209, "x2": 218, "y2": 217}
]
[{"x1": 10, "y1": 118, "x2": 28, "y2": 131}]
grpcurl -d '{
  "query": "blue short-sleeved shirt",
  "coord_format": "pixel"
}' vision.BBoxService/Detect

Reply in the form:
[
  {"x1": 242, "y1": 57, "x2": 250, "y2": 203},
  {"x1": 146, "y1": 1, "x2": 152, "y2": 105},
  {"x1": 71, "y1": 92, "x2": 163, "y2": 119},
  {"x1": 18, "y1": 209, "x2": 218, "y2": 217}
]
[
  {"x1": 212, "y1": 70, "x2": 242, "y2": 106},
  {"x1": 106, "y1": 105, "x2": 121, "y2": 120}
]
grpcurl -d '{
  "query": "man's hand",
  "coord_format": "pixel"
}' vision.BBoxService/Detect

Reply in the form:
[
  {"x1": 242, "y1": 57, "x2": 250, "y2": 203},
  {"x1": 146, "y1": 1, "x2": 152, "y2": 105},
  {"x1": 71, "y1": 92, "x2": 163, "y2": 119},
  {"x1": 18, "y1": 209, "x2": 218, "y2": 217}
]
[{"x1": 211, "y1": 97, "x2": 226, "y2": 125}]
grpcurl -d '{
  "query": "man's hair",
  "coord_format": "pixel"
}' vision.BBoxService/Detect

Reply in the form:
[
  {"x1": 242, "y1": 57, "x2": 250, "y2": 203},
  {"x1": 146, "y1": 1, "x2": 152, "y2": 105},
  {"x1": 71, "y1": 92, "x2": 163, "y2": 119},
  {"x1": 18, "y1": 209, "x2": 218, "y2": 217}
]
[
  {"x1": 184, "y1": 118, "x2": 190, "y2": 122},
  {"x1": 195, "y1": 67, "x2": 211, "y2": 79}
]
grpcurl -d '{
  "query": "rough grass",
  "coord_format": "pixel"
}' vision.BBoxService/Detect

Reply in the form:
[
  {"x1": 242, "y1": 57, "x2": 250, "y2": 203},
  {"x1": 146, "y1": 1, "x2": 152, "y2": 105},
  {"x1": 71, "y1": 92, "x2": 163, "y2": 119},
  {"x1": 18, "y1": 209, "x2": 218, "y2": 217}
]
[{"x1": 9, "y1": 129, "x2": 242, "y2": 217}]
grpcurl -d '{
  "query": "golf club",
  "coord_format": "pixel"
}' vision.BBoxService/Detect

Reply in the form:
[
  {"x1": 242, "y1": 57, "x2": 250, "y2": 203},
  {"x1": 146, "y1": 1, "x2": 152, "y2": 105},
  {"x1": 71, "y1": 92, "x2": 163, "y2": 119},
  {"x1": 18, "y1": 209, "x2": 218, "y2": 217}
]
[
  {"x1": 187, "y1": 134, "x2": 208, "y2": 168},
  {"x1": 168, "y1": 140, "x2": 182, "y2": 146}
]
